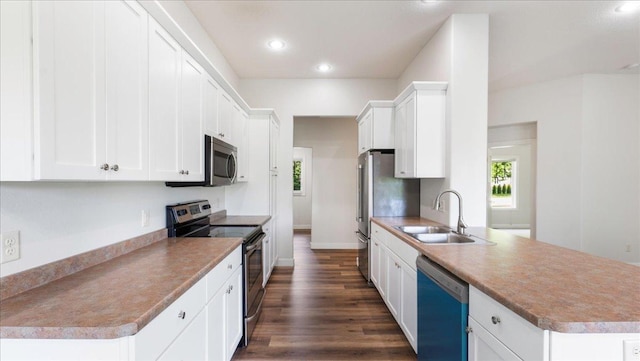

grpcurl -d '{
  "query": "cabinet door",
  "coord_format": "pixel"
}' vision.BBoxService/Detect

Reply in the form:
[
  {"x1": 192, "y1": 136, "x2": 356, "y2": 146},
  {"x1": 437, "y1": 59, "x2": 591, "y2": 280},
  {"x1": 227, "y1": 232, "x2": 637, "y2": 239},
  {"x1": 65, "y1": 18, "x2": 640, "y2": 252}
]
[
  {"x1": 235, "y1": 107, "x2": 249, "y2": 182},
  {"x1": 180, "y1": 51, "x2": 204, "y2": 181},
  {"x1": 207, "y1": 284, "x2": 226, "y2": 361},
  {"x1": 148, "y1": 18, "x2": 182, "y2": 181},
  {"x1": 358, "y1": 109, "x2": 372, "y2": 154},
  {"x1": 158, "y1": 309, "x2": 207, "y2": 361},
  {"x1": 370, "y1": 237, "x2": 380, "y2": 288},
  {"x1": 269, "y1": 117, "x2": 279, "y2": 172},
  {"x1": 225, "y1": 267, "x2": 243, "y2": 360},
  {"x1": 378, "y1": 242, "x2": 388, "y2": 300},
  {"x1": 400, "y1": 262, "x2": 417, "y2": 351},
  {"x1": 386, "y1": 251, "x2": 402, "y2": 320},
  {"x1": 217, "y1": 91, "x2": 233, "y2": 143},
  {"x1": 35, "y1": 1, "x2": 106, "y2": 180},
  {"x1": 396, "y1": 96, "x2": 416, "y2": 178},
  {"x1": 204, "y1": 75, "x2": 220, "y2": 138},
  {"x1": 270, "y1": 172, "x2": 278, "y2": 217},
  {"x1": 468, "y1": 317, "x2": 522, "y2": 361},
  {"x1": 105, "y1": 0, "x2": 148, "y2": 180},
  {"x1": 394, "y1": 99, "x2": 407, "y2": 178},
  {"x1": 263, "y1": 234, "x2": 271, "y2": 287}
]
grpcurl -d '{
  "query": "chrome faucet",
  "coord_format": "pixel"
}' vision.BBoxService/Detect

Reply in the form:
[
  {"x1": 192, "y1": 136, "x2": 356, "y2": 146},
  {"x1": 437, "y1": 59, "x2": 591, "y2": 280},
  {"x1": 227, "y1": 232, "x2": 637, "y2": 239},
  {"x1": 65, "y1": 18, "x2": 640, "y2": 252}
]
[{"x1": 435, "y1": 189, "x2": 469, "y2": 235}]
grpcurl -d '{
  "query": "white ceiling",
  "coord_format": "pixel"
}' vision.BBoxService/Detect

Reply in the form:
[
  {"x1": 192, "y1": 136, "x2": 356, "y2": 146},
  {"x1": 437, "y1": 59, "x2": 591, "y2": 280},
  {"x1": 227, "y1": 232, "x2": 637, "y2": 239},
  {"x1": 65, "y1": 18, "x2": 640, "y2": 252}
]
[{"x1": 185, "y1": 0, "x2": 640, "y2": 91}]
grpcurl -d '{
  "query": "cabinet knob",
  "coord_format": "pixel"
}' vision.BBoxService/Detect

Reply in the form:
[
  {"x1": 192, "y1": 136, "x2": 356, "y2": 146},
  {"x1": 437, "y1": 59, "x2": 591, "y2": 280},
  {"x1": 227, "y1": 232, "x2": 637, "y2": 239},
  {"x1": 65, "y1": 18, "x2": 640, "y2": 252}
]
[
  {"x1": 226, "y1": 286, "x2": 231, "y2": 294},
  {"x1": 110, "y1": 164, "x2": 119, "y2": 172},
  {"x1": 219, "y1": 133, "x2": 225, "y2": 137},
  {"x1": 465, "y1": 326, "x2": 473, "y2": 334},
  {"x1": 227, "y1": 264, "x2": 233, "y2": 269},
  {"x1": 178, "y1": 311, "x2": 186, "y2": 319},
  {"x1": 491, "y1": 316, "x2": 501, "y2": 325},
  {"x1": 400, "y1": 171, "x2": 406, "y2": 174},
  {"x1": 100, "y1": 163, "x2": 109, "y2": 171},
  {"x1": 179, "y1": 170, "x2": 185, "y2": 175},
  {"x1": 184, "y1": 170, "x2": 189, "y2": 175},
  {"x1": 229, "y1": 285, "x2": 233, "y2": 291}
]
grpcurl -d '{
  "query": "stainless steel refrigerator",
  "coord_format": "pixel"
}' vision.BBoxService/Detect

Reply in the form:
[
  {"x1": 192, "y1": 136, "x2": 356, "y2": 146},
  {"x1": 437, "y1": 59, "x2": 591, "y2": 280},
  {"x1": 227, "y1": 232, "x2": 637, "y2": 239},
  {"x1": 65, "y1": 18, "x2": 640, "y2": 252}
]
[{"x1": 356, "y1": 150, "x2": 420, "y2": 282}]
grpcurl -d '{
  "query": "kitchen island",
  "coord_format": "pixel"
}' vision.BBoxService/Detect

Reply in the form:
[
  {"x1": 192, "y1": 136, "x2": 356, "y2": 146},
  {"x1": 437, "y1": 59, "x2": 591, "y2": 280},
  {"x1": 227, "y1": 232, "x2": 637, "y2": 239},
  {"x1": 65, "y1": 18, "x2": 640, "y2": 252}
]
[{"x1": 373, "y1": 216, "x2": 640, "y2": 359}]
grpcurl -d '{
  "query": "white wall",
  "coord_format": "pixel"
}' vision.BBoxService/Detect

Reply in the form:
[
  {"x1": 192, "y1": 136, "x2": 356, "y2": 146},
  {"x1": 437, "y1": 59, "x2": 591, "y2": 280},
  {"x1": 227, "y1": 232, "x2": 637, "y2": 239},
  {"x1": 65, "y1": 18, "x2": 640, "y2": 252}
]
[
  {"x1": 294, "y1": 118, "x2": 357, "y2": 249},
  {"x1": 292, "y1": 147, "x2": 313, "y2": 229},
  {"x1": 238, "y1": 79, "x2": 398, "y2": 265},
  {"x1": 580, "y1": 74, "x2": 639, "y2": 262},
  {"x1": 489, "y1": 74, "x2": 640, "y2": 263},
  {"x1": 0, "y1": 182, "x2": 225, "y2": 276},
  {"x1": 398, "y1": 14, "x2": 490, "y2": 230}
]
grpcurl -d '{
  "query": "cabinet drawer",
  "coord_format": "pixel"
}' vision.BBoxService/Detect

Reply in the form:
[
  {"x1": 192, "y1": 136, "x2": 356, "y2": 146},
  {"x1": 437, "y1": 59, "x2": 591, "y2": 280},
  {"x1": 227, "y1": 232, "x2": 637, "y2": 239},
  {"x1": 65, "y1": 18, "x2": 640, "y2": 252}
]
[
  {"x1": 134, "y1": 277, "x2": 206, "y2": 361},
  {"x1": 385, "y1": 232, "x2": 419, "y2": 271},
  {"x1": 469, "y1": 286, "x2": 547, "y2": 361},
  {"x1": 206, "y1": 246, "x2": 242, "y2": 301}
]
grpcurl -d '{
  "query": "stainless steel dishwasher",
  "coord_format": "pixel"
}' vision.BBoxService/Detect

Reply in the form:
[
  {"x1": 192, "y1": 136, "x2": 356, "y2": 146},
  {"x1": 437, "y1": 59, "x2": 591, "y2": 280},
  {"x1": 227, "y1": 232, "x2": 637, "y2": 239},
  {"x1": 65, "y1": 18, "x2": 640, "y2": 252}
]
[{"x1": 417, "y1": 256, "x2": 469, "y2": 361}]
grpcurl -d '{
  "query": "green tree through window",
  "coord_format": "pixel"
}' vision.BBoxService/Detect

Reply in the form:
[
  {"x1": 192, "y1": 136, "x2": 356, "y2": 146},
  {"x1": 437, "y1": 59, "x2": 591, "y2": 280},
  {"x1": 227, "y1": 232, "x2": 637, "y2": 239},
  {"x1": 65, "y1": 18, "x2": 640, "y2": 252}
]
[{"x1": 293, "y1": 160, "x2": 302, "y2": 191}]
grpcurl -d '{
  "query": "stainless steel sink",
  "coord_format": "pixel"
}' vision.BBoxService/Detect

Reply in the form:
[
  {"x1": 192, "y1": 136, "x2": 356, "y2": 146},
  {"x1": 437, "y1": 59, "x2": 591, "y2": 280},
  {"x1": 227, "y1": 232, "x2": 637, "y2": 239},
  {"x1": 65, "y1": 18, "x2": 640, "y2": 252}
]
[
  {"x1": 396, "y1": 225, "x2": 494, "y2": 245},
  {"x1": 395, "y1": 225, "x2": 451, "y2": 234}
]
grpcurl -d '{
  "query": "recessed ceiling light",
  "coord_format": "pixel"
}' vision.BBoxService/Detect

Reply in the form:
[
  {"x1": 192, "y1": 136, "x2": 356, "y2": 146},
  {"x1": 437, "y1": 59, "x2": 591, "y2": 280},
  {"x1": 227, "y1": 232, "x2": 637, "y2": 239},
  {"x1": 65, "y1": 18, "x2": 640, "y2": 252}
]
[
  {"x1": 316, "y1": 63, "x2": 332, "y2": 72},
  {"x1": 615, "y1": 2, "x2": 640, "y2": 13},
  {"x1": 267, "y1": 39, "x2": 286, "y2": 50}
]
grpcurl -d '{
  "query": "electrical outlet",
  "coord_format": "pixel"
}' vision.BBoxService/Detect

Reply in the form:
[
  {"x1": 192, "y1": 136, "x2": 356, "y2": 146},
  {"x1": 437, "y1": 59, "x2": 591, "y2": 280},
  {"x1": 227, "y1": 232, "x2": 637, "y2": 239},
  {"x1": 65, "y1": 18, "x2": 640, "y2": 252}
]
[
  {"x1": 626, "y1": 244, "x2": 632, "y2": 253},
  {"x1": 141, "y1": 210, "x2": 150, "y2": 227},
  {"x1": 623, "y1": 339, "x2": 640, "y2": 361},
  {"x1": 1, "y1": 230, "x2": 20, "y2": 264}
]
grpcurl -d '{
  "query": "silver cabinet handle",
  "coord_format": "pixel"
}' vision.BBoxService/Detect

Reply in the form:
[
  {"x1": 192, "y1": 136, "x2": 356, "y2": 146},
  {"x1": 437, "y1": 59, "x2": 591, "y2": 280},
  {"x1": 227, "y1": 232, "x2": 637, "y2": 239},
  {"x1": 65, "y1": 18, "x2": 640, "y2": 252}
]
[
  {"x1": 227, "y1": 264, "x2": 233, "y2": 269},
  {"x1": 465, "y1": 326, "x2": 473, "y2": 334},
  {"x1": 400, "y1": 171, "x2": 406, "y2": 174},
  {"x1": 491, "y1": 316, "x2": 501, "y2": 324},
  {"x1": 229, "y1": 285, "x2": 233, "y2": 291},
  {"x1": 178, "y1": 311, "x2": 186, "y2": 319},
  {"x1": 110, "y1": 164, "x2": 119, "y2": 172},
  {"x1": 100, "y1": 163, "x2": 109, "y2": 171},
  {"x1": 185, "y1": 170, "x2": 189, "y2": 175},
  {"x1": 179, "y1": 170, "x2": 184, "y2": 175}
]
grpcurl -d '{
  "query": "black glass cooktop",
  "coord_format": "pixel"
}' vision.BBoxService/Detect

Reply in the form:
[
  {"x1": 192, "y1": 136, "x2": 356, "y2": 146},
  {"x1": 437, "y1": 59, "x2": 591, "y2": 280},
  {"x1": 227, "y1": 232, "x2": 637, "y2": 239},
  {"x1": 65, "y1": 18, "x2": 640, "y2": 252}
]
[{"x1": 209, "y1": 226, "x2": 261, "y2": 241}]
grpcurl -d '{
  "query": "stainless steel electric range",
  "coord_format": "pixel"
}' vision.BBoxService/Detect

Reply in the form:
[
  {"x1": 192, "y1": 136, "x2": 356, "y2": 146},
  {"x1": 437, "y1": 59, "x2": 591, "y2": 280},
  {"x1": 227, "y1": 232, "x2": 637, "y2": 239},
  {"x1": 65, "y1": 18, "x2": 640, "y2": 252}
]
[{"x1": 166, "y1": 200, "x2": 265, "y2": 348}]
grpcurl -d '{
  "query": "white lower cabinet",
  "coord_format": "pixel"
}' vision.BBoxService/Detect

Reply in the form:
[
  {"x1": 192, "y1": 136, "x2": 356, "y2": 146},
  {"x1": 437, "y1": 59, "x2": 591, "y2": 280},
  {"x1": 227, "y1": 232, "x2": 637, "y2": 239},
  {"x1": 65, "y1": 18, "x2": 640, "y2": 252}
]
[
  {"x1": 207, "y1": 266, "x2": 243, "y2": 361},
  {"x1": 0, "y1": 247, "x2": 243, "y2": 361},
  {"x1": 157, "y1": 309, "x2": 207, "y2": 361},
  {"x1": 370, "y1": 223, "x2": 418, "y2": 353},
  {"x1": 468, "y1": 316, "x2": 522, "y2": 361},
  {"x1": 263, "y1": 220, "x2": 276, "y2": 286}
]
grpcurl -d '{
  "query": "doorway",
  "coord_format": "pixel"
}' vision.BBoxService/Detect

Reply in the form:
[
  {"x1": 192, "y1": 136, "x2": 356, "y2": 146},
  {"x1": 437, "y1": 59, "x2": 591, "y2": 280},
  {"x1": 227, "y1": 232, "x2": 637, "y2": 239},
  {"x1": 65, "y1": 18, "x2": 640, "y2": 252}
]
[
  {"x1": 293, "y1": 147, "x2": 313, "y2": 234},
  {"x1": 487, "y1": 123, "x2": 537, "y2": 239}
]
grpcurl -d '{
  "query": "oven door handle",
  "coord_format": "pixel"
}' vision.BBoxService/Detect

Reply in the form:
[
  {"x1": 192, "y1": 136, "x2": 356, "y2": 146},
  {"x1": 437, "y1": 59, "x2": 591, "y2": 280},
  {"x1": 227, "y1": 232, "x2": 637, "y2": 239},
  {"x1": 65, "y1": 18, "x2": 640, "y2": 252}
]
[
  {"x1": 245, "y1": 233, "x2": 266, "y2": 252},
  {"x1": 246, "y1": 288, "x2": 266, "y2": 322}
]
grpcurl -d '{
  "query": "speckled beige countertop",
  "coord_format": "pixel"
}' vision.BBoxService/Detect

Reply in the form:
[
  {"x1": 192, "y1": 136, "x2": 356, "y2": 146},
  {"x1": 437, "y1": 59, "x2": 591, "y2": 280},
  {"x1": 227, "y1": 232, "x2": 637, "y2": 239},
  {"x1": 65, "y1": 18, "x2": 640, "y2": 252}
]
[
  {"x1": 0, "y1": 237, "x2": 242, "y2": 339},
  {"x1": 373, "y1": 217, "x2": 640, "y2": 334}
]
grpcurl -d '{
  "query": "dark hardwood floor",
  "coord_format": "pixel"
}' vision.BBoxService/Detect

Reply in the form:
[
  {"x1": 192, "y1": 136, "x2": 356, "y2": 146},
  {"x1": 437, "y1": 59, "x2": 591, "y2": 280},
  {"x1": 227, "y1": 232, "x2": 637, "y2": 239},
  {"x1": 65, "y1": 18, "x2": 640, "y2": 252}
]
[{"x1": 233, "y1": 232, "x2": 416, "y2": 361}]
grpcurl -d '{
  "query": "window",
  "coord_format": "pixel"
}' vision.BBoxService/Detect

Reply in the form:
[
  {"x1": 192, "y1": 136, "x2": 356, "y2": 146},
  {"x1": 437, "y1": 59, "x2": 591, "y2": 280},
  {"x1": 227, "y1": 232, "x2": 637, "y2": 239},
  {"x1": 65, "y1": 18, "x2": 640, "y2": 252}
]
[
  {"x1": 293, "y1": 159, "x2": 304, "y2": 195},
  {"x1": 491, "y1": 160, "x2": 516, "y2": 208}
]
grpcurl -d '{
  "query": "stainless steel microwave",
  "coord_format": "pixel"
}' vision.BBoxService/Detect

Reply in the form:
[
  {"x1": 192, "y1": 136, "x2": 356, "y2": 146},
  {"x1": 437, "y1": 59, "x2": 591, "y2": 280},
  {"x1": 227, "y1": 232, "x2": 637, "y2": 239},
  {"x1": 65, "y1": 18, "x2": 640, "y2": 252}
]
[{"x1": 166, "y1": 135, "x2": 237, "y2": 187}]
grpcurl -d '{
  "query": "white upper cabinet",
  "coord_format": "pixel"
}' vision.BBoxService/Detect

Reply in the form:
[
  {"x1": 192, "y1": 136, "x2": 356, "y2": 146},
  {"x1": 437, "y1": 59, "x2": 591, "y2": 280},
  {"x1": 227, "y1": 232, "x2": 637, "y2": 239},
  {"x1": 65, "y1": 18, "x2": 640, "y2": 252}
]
[
  {"x1": 148, "y1": 17, "x2": 182, "y2": 181},
  {"x1": 104, "y1": 0, "x2": 149, "y2": 180},
  {"x1": 179, "y1": 51, "x2": 204, "y2": 181},
  {"x1": 356, "y1": 101, "x2": 394, "y2": 154},
  {"x1": 34, "y1": 1, "x2": 106, "y2": 180},
  {"x1": 203, "y1": 75, "x2": 220, "y2": 139},
  {"x1": 32, "y1": 0, "x2": 149, "y2": 180},
  {"x1": 235, "y1": 108, "x2": 249, "y2": 182},
  {"x1": 393, "y1": 82, "x2": 447, "y2": 178},
  {"x1": 270, "y1": 115, "x2": 279, "y2": 173},
  {"x1": 217, "y1": 90, "x2": 234, "y2": 144}
]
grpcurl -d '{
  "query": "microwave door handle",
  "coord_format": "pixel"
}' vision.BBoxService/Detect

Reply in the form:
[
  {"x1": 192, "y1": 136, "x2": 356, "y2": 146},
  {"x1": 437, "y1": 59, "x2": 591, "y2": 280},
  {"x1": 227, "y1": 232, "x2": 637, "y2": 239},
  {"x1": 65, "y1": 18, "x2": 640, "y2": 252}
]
[{"x1": 228, "y1": 152, "x2": 238, "y2": 183}]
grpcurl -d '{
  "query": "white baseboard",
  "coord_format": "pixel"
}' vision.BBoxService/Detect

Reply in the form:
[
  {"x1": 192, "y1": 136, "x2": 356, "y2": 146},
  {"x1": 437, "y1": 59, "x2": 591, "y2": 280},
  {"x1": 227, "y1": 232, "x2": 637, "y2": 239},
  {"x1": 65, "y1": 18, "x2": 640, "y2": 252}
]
[
  {"x1": 276, "y1": 258, "x2": 294, "y2": 267},
  {"x1": 310, "y1": 242, "x2": 359, "y2": 250},
  {"x1": 627, "y1": 262, "x2": 640, "y2": 267},
  {"x1": 293, "y1": 224, "x2": 311, "y2": 230}
]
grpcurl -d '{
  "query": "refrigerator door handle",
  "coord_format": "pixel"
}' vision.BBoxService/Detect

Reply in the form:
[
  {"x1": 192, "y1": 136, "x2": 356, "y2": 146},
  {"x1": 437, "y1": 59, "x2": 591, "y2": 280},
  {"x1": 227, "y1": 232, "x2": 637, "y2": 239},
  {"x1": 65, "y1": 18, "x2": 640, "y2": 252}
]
[{"x1": 356, "y1": 164, "x2": 363, "y2": 222}]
